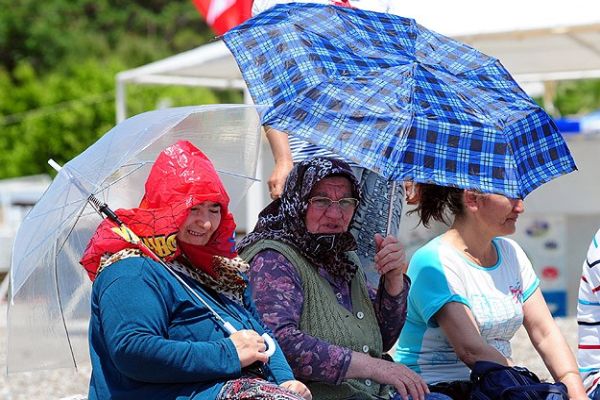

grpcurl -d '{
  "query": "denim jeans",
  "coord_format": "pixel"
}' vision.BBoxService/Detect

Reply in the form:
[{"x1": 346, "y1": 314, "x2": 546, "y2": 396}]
[
  {"x1": 424, "y1": 395, "x2": 454, "y2": 400},
  {"x1": 350, "y1": 167, "x2": 404, "y2": 285}
]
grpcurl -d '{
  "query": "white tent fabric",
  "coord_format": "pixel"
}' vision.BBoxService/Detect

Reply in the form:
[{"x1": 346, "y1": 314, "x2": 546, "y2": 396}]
[
  {"x1": 116, "y1": 41, "x2": 246, "y2": 121},
  {"x1": 393, "y1": 0, "x2": 600, "y2": 84}
]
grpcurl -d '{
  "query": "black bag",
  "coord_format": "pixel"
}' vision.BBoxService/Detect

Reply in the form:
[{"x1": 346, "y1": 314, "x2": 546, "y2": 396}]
[{"x1": 470, "y1": 360, "x2": 569, "y2": 400}]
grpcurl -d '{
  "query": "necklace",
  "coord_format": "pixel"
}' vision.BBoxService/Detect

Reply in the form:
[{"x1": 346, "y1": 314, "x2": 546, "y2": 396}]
[
  {"x1": 461, "y1": 246, "x2": 497, "y2": 267},
  {"x1": 444, "y1": 229, "x2": 497, "y2": 267}
]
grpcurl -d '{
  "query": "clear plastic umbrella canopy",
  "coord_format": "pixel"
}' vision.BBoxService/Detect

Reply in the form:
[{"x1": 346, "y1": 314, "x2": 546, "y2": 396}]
[{"x1": 7, "y1": 104, "x2": 264, "y2": 372}]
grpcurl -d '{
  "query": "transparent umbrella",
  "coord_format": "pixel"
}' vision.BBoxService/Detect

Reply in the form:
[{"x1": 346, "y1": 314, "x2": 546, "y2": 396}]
[{"x1": 8, "y1": 104, "x2": 264, "y2": 372}]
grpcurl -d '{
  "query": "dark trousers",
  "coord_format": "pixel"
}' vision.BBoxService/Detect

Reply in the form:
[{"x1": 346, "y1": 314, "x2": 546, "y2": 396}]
[{"x1": 429, "y1": 380, "x2": 473, "y2": 400}]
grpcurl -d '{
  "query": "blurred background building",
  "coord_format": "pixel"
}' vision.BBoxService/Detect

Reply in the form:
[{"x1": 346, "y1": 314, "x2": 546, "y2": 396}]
[{"x1": 0, "y1": 175, "x2": 50, "y2": 299}]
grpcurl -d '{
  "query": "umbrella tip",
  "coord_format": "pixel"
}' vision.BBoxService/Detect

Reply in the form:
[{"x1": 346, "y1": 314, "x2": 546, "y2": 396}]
[{"x1": 48, "y1": 159, "x2": 62, "y2": 172}]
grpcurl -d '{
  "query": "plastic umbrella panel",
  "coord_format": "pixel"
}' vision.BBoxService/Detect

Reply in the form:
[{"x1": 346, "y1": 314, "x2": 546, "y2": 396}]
[
  {"x1": 224, "y1": 4, "x2": 576, "y2": 198},
  {"x1": 8, "y1": 105, "x2": 263, "y2": 372}
]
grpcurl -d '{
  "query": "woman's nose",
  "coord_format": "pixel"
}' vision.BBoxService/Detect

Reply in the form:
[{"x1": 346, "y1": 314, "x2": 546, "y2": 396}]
[
  {"x1": 513, "y1": 199, "x2": 525, "y2": 213},
  {"x1": 200, "y1": 218, "x2": 212, "y2": 229},
  {"x1": 194, "y1": 212, "x2": 212, "y2": 230},
  {"x1": 324, "y1": 203, "x2": 344, "y2": 217}
]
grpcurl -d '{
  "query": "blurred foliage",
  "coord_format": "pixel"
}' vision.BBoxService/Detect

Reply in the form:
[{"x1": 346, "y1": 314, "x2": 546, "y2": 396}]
[
  {"x1": 555, "y1": 79, "x2": 600, "y2": 116},
  {"x1": 0, "y1": 59, "x2": 118, "y2": 177},
  {"x1": 0, "y1": 58, "x2": 224, "y2": 177},
  {"x1": 0, "y1": 0, "x2": 240, "y2": 179},
  {"x1": 0, "y1": 0, "x2": 214, "y2": 74}
]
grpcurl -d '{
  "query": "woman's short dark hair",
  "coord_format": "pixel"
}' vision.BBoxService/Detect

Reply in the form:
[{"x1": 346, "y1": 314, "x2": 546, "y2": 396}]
[{"x1": 409, "y1": 184, "x2": 464, "y2": 227}]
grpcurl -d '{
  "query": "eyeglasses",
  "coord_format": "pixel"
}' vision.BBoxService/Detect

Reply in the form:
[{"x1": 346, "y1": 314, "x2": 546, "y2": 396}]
[{"x1": 308, "y1": 196, "x2": 359, "y2": 211}]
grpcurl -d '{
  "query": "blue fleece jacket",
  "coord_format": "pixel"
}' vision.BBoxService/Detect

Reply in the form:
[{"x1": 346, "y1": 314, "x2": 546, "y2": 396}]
[{"x1": 88, "y1": 256, "x2": 294, "y2": 399}]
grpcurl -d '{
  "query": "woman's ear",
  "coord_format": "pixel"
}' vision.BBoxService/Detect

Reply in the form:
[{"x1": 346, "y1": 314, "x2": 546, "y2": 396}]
[
  {"x1": 404, "y1": 181, "x2": 421, "y2": 205},
  {"x1": 463, "y1": 190, "x2": 480, "y2": 211}
]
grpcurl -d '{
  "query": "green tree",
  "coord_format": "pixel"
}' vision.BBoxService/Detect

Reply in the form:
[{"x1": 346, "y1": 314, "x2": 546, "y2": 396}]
[
  {"x1": 555, "y1": 79, "x2": 600, "y2": 116},
  {"x1": 0, "y1": 0, "x2": 212, "y2": 76},
  {"x1": 0, "y1": 0, "x2": 222, "y2": 178},
  {"x1": 0, "y1": 57, "x2": 222, "y2": 178}
]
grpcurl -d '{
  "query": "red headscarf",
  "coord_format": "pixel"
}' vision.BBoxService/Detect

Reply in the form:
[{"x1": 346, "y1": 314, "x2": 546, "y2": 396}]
[{"x1": 80, "y1": 140, "x2": 237, "y2": 281}]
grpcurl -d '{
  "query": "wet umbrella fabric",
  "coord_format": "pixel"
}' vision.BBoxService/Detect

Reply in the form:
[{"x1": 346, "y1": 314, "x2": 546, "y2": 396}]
[
  {"x1": 223, "y1": 3, "x2": 576, "y2": 198},
  {"x1": 7, "y1": 105, "x2": 263, "y2": 372}
]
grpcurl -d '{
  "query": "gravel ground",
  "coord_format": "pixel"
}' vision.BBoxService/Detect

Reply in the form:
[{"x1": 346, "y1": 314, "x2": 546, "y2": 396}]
[
  {"x1": 0, "y1": 303, "x2": 579, "y2": 399},
  {"x1": 0, "y1": 303, "x2": 90, "y2": 399}
]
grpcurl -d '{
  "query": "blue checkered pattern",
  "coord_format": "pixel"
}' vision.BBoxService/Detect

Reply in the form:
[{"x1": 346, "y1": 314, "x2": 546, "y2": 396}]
[{"x1": 224, "y1": 3, "x2": 576, "y2": 198}]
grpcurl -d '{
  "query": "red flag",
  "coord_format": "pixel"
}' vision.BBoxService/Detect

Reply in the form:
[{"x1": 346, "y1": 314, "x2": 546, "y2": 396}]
[{"x1": 192, "y1": 0, "x2": 252, "y2": 35}]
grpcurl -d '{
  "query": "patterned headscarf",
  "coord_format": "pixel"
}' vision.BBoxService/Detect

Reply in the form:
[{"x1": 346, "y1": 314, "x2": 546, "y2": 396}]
[{"x1": 237, "y1": 157, "x2": 361, "y2": 282}]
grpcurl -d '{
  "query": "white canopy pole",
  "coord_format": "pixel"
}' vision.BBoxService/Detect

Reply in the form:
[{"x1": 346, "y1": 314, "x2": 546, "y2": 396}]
[
  {"x1": 244, "y1": 89, "x2": 264, "y2": 234},
  {"x1": 116, "y1": 77, "x2": 127, "y2": 123}
]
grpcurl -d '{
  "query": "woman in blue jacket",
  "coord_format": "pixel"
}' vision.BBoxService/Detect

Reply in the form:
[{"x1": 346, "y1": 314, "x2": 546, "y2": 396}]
[{"x1": 81, "y1": 141, "x2": 311, "y2": 400}]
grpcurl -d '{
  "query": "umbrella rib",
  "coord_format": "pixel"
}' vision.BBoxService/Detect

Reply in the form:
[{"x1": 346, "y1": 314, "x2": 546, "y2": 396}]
[
  {"x1": 53, "y1": 198, "x2": 92, "y2": 371},
  {"x1": 106, "y1": 162, "x2": 150, "y2": 187},
  {"x1": 106, "y1": 162, "x2": 261, "y2": 190}
]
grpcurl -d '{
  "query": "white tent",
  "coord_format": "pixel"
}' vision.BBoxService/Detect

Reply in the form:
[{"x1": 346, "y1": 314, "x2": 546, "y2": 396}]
[
  {"x1": 116, "y1": 40, "x2": 246, "y2": 121},
  {"x1": 395, "y1": 0, "x2": 600, "y2": 81}
]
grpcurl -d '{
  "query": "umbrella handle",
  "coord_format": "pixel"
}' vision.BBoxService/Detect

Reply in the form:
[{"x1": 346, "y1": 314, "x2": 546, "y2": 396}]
[
  {"x1": 386, "y1": 181, "x2": 398, "y2": 236},
  {"x1": 262, "y1": 333, "x2": 277, "y2": 357},
  {"x1": 223, "y1": 322, "x2": 277, "y2": 357}
]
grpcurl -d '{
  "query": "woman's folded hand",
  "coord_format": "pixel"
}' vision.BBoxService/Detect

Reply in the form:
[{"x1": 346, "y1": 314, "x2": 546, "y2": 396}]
[{"x1": 230, "y1": 329, "x2": 269, "y2": 367}]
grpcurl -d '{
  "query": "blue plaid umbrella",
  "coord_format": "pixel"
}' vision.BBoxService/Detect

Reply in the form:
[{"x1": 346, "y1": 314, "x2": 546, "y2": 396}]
[{"x1": 223, "y1": 3, "x2": 576, "y2": 198}]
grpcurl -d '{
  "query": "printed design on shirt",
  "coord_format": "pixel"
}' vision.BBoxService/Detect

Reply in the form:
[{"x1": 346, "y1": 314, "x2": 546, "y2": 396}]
[
  {"x1": 112, "y1": 224, "x2": 178, "y2": 258},
  {"x1": 587, "y1": 239, "x2": 600, "y2": 268},
  {"x1": 429, "y1": 348, "x2": 460, "y2": 365},
  {"x1": 419, "y1": 329, "x2": 462, "y2": 367},
  {"x1": 470, "y1": 293, "x2": 523, "y2": 342},
  {"x1": 488, "y1": 338, "x2": 512, "y2": 358},
  {"x1": 510, "y1": 284, "x2": 524, "y2": 303}
]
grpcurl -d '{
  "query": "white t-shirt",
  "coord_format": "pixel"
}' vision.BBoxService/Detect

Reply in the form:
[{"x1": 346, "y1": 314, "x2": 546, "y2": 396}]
[
  {"x1": 577, "y1": 228, "x2": 600, "y2": 395},
  {"x1": 394, "y1": 235, "x2": 539, "y2": 384}
]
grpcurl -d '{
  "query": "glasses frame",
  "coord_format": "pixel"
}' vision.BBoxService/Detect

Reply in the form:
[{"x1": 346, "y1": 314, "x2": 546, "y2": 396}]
[{"x1": 307, "y1": 196, "x2": 359, "y2": 211}]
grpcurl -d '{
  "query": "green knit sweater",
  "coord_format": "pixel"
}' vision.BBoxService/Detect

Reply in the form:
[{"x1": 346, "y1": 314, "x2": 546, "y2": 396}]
[{"x1": 241, "y1": 239, "x2": 389, "y2": 400}]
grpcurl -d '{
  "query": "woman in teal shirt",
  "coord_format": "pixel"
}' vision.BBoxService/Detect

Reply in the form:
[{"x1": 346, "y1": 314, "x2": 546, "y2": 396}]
[{"x1": 394, "y1": 183, "x2": 585, "y2": 399}]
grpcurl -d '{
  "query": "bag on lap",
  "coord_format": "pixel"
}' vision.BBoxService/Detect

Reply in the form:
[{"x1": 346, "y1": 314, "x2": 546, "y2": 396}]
[{"x1": 470, "y1": 360, "x2": 568, "y2": 400}]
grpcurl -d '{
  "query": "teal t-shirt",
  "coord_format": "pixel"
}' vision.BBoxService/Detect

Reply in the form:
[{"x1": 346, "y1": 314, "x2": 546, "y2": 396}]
[{"x1": 394, "y1": 236, "x2": 539, "y2": 384}]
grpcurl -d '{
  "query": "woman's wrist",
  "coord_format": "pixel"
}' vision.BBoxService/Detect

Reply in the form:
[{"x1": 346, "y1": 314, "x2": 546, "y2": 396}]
[
  {"x1": 557, "y1": 371, "x2": 587, "y2": 399},
  {"x1": 382, "y1": 273, "x2": 408, "y2": 297},
  {"x1": 557, "y1": 371, "x2": 579, "y2": 382}
]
